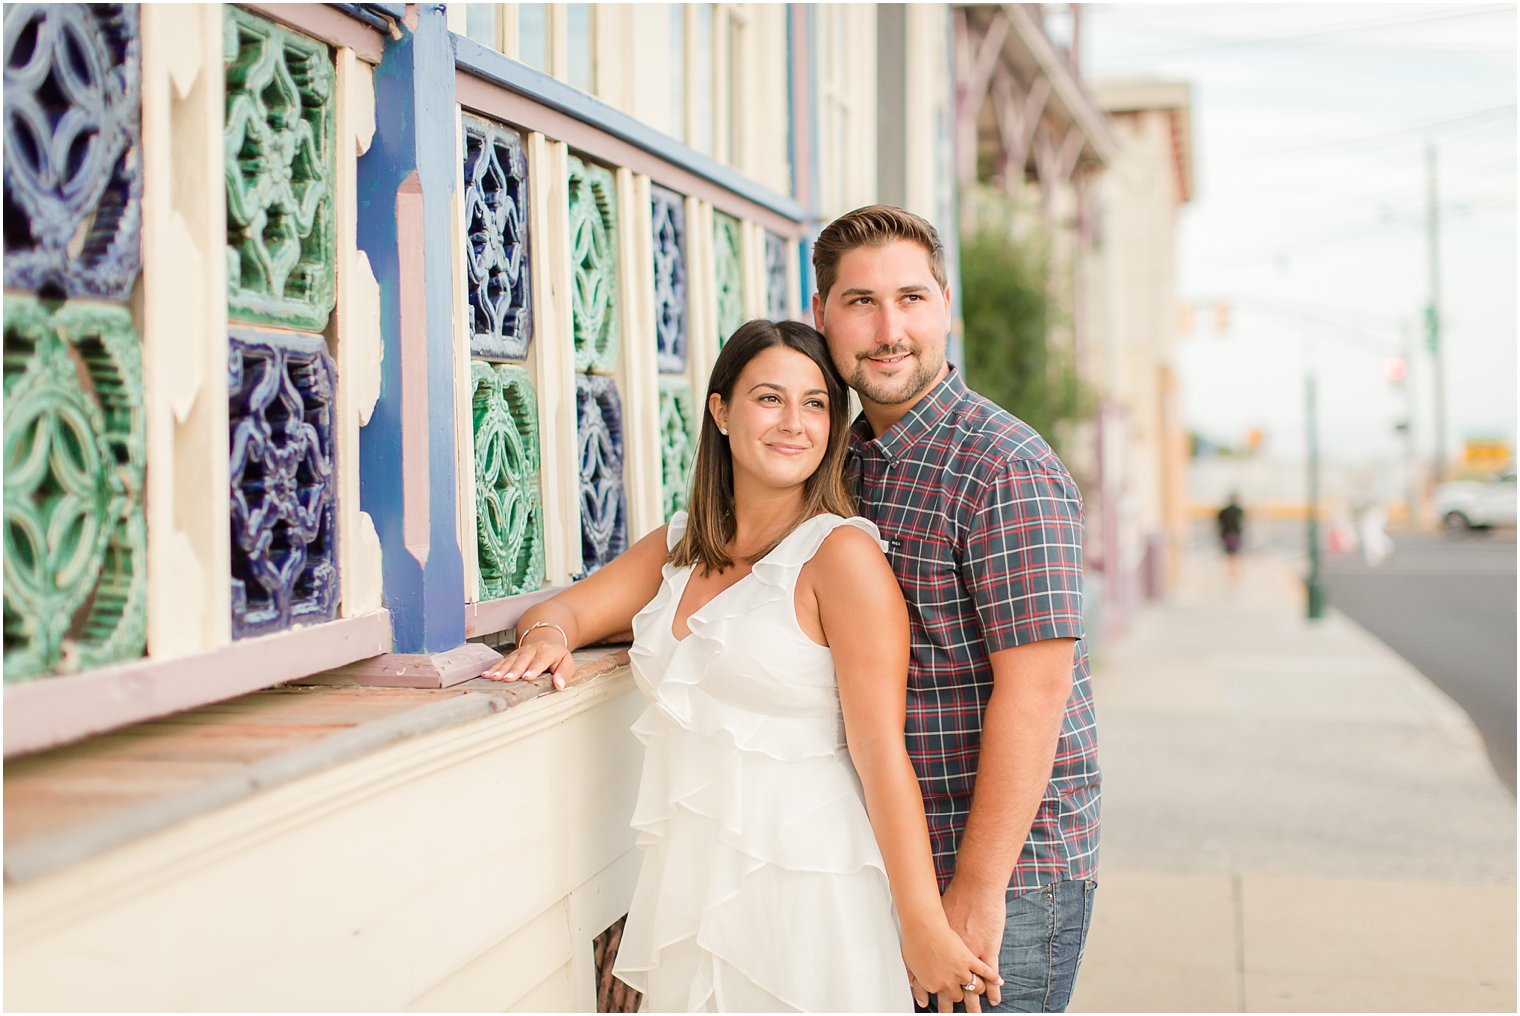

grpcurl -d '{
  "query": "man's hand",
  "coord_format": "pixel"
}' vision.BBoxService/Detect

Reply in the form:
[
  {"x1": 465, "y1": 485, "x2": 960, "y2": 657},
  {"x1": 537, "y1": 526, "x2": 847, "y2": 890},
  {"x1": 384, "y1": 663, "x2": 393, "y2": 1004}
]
[{"x1": 942, "y1": 877, "x2": 1005, "y2": 1009}]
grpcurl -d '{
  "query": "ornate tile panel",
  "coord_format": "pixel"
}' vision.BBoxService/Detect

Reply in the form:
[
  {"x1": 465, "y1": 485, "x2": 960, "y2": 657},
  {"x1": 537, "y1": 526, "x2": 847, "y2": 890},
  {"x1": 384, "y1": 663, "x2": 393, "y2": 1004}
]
[
  {"x1": 472, "y1": 361, "x2": 544, "y2": 598},
  {"x1": 224, "y1": 8, "x2": 337, "y2": 332},
  {"x1": 658, "y1": 377, "x2": 697, "y2": 522},
  {"x1": 765, "y1": 231, "x2": 791, "y2": 322},
  {"x1": 650, "y1": 184, "x2": 688, "y2": 373},
  {"x1": 228, "y1": 330, "x2": 338, "y2": 639},
  {"x1": 462, "y1": 115, "x2": 532, "y2": 360},
  {"x1": 3, "y1": 297, "x2": 146, "y2": 681},
  {"x1": 712, "y1": 211, "x2": 744, "y2": 347},
  {"x1": 567, "y1": 154, "x2": 619, "y2": 373},
  {"x1": 575, "y1": 373, "x2": 627, "y2": 574},
  {"x1": 2, "y1": 4, "x2": 143, "y2": 301}
]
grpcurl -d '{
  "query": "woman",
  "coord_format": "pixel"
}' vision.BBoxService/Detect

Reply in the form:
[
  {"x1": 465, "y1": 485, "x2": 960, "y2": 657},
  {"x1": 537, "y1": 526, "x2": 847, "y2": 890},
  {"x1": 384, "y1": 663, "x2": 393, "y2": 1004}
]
[{"x1": 484, "y1": 320, "x2": 997, "y2": 1012}]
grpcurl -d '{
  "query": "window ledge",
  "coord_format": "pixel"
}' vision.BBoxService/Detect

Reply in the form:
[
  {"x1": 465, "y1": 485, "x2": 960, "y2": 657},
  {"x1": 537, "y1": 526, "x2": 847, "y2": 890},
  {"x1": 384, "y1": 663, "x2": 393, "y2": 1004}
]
[{"x1": 3, "y1": 646, "x2": 632, "y2": 886}]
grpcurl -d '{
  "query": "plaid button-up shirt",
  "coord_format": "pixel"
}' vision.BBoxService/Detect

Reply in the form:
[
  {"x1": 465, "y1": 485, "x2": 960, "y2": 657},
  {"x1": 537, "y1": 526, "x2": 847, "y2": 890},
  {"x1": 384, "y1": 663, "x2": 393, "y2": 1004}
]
[{"x1": 846, "y1": 366, "x2": 1100, "y2": 895}]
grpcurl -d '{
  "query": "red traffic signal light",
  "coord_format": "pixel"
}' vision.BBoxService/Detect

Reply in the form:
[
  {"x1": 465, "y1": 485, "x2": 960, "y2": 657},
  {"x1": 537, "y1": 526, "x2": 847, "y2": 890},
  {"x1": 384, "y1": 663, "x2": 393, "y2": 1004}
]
[{"x1": 1384, "y1": 356, "x2": 1407, "y2": 383}]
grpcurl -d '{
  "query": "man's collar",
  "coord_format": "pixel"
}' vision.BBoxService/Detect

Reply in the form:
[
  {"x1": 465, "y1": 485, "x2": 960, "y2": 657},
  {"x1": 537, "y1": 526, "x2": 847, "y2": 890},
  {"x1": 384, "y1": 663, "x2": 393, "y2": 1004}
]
[{"x1": 851, "y1": 364, "x2": 968, "y2": 462}]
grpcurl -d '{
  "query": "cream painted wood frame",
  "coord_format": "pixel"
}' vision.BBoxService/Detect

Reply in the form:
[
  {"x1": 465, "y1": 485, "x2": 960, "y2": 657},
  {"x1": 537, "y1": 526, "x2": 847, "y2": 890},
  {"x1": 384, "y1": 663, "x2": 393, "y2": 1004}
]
[
  {"x1": 904, "y1": 5, "x2": 949, "y2": 224},
  {"x1": 683, "y1": 4, "x2": 713, "y2": 159},
  {"x1": 745, "y1": 4, "x2": 791, "y2": 198},
  {"x1": 528, "y1": 136, "x2": 584, "y2": 584},
  {"x1": 446, "y1": 3, "x2": 614, "y2": 103},
  {"x1": 740, "y1": 219, "x2": 767, "y2": 321},
  {"x1": 592, "y1": 4, "x2": 633, "y2": 115},
  {"x1": 146, "y1": 11, "x2": 385, "y2": 637},
  {"x1": 815, "y1": 4, "x2": 879, "y2": 220},
  {"x1": 443, "y1": 4, "x2": 793, "y2": 202},
  {"x1": 617, "y1": 6, "x2": 679, "y2": 137},
  {"x1": 141, "y1": 4, "x2": 231, "y2": 657},
  {"x1": 711, "y1": 4, "x2": 740, "y2": 169},
  {"x1": 334, "y1": 49, "x2": 385, "y2": 617},
  {"x1": 685, "y1": 197, "x2": 719, "y2": 433},
  {"x1": 617, "y1": 170, "x2": 665, "y2": 542}
]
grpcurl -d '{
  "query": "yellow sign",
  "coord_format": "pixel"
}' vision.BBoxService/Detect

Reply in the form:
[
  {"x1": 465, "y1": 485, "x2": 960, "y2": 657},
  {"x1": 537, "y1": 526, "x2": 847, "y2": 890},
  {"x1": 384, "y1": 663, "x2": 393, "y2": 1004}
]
[{"x1": 1464, "y1": 438, "x2": 1511, "y2": 467}]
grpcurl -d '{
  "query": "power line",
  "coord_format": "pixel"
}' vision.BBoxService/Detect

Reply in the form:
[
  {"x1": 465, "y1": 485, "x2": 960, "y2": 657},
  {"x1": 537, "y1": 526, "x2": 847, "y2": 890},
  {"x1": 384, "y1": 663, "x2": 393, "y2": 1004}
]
[
  {"x1": 1203, "y1": 194, "x2": 1514, "y2": 263},
  {"x1": 1208, "y1": 104, "x2": 1516, "y2": 160},
  {"x1": 1099, "y1": 5, "x2": 1512, "y2": 63}
]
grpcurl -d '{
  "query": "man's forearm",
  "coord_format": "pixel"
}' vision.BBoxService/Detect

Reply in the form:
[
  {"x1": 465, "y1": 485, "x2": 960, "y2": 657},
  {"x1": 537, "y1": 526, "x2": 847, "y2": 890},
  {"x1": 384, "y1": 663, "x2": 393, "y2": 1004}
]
[{"x1": 951, "y1": 662, "x2": 1072, "y2": 893}]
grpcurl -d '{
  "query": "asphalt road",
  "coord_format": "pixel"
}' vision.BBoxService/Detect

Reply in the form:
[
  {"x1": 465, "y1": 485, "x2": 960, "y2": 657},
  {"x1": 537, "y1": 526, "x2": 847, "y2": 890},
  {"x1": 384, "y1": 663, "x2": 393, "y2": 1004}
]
[{"x1": 1322, "y1": 529, "x2": 1517, "y2": 794}]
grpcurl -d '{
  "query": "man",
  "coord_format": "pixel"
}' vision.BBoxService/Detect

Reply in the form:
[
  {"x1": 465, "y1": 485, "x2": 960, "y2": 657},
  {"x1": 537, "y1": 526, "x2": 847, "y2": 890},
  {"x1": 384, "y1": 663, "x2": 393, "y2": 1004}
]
[{"x1": 811, "y1": 206, "x2": 1100, "y2": 1013}]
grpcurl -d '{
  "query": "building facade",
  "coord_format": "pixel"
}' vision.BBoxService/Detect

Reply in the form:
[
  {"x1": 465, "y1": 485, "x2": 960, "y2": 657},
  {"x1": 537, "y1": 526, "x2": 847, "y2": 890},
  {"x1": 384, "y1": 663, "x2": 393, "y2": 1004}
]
[
  {"x1": 1089, "y1": 77, "x2": 1195, "y2": 621},
  {"x1": 2, "y1": 3, "x2": 962, "y2": 1010}
]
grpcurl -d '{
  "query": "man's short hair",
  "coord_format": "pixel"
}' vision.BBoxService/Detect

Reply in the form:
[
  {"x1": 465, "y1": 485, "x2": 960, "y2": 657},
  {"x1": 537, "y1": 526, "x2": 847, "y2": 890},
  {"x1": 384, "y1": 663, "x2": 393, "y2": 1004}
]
[{"x1": 812, "y1": 204, "x2": 948, "y2": 303}]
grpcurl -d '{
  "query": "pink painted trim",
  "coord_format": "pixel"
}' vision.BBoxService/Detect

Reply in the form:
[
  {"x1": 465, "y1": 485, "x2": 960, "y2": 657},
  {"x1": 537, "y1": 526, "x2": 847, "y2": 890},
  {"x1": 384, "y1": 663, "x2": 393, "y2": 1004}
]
[
  {"x1": 464, "y1": 585, "x2": 568, "y2": 638},
  {"x1": 787, "y1": 6, "x2": 813, "y2": 213},
  {"x1": 303, "y1": 642, "x2": 501, "y2": 689},
  {"x1": 3, "y1": 612, "x2": 393, "y2": 759},
  {"x1": 239, "y1": 3, "x2": 387, "y2": 63},
  {"x1": 455, "y1": 75, "x2": 803, "y2": 238},
  {"x1": 396, "y1": 172, "x2": 431, "y2": 568}
]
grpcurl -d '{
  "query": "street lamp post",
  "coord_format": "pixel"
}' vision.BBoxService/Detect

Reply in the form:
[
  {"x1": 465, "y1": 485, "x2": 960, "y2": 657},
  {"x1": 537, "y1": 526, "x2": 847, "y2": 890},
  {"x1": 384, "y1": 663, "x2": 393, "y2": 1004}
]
[{"x1": 1306, "y1": 371, "x2": 1326, "y2": 621}]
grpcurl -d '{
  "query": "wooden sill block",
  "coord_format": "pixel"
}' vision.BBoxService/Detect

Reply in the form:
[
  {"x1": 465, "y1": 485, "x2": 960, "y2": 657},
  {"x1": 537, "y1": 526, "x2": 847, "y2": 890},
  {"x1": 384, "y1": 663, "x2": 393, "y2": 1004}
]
[{"x1": 296, "y1": 642, "x2": 503, "y2": 689}]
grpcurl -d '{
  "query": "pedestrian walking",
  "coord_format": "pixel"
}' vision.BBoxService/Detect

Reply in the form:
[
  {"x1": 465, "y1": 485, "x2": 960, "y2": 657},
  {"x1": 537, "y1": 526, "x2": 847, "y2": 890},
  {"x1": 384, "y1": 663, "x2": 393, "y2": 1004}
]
[{"x1": 1218, "y1": 493, "x2": 1246, "y2": 580}]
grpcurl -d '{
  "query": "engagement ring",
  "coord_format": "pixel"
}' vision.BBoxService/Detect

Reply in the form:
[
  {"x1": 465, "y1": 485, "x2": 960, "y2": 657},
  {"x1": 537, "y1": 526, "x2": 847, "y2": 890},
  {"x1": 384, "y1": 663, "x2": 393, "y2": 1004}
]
[{"x1": 963, "y1": 978, "x2": 978, "y2": 992}]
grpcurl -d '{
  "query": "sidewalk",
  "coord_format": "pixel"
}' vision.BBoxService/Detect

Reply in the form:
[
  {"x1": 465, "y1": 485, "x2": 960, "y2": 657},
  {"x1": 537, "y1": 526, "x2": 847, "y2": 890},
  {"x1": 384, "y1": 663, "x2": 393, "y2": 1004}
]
[{"x1": 1070, "y1": 553, "x2": 1516, "y2": 1012}]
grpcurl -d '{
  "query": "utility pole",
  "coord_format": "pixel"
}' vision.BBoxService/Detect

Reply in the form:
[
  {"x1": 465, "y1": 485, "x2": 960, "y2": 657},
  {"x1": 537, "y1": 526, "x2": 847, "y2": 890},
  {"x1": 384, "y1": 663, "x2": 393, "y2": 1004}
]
[
  {"x1": 1399, "y1": 318, "x2": 1420, "y2": 526},
  {"x1": 1305, "y1": 371, "x2": 1326, "y2": 621},
  {"x1": 1426, "y1": 142, "x2": 1447, "y2": 482}
]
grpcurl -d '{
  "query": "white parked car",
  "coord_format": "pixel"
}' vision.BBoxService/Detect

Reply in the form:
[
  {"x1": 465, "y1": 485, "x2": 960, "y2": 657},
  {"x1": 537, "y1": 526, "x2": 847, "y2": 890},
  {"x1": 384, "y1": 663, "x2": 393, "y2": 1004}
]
[{"x1": 1434, "y1": 471, "x2": 1517, "y2": 530}]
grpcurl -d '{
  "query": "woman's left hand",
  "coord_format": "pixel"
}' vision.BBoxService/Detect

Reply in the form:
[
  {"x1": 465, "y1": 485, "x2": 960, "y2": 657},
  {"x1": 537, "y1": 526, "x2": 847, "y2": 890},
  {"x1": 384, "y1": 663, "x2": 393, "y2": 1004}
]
[
  {"x1": 901, "y1": 922, "x2": 1001, "y2": 1013},
  {"x1": 482, "y1": 638, "x2": 578, "y2": 690}
]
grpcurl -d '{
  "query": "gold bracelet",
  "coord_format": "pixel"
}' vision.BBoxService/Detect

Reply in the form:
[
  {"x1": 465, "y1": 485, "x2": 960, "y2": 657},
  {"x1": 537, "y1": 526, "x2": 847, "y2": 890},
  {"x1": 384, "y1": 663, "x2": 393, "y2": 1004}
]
[{"x1": 518, "y1": 620, "x2": 569, "y2": 647}]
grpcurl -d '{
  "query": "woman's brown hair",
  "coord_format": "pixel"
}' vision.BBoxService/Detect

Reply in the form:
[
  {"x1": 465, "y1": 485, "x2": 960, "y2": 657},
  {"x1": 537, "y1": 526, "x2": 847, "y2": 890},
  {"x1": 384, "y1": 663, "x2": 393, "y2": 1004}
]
[{"x1": 671, "y1": 319, "x2": 856, "y2": 575}]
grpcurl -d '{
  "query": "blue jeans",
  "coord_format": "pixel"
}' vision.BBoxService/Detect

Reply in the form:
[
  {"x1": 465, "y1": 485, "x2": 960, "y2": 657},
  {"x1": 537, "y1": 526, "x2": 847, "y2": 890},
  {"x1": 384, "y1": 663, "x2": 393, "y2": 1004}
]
[{"x1": 917, "y1": 880, "x2": 1097, "y2": 1013}]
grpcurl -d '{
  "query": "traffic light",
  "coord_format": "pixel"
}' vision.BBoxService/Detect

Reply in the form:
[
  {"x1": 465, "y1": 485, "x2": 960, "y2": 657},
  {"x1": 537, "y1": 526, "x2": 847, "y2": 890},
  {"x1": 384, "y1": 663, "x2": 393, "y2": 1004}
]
[{"x1": 1384, "y1": 355, "x2": 1407, "y2": 383}]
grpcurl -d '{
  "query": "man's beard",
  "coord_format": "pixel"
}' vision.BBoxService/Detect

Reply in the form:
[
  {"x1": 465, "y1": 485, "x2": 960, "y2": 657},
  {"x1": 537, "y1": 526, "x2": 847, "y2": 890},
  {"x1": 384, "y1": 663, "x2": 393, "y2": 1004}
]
[{"x1": 846, "y1": 344, "x2": 942, "y2": 406}]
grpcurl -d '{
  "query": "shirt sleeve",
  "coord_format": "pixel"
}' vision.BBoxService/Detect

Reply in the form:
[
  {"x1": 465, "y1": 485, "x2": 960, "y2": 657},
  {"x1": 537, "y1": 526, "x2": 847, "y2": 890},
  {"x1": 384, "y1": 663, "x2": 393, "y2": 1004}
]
[{"x1": 962, "y1": 457, "x2": 1086, "y2": 652}]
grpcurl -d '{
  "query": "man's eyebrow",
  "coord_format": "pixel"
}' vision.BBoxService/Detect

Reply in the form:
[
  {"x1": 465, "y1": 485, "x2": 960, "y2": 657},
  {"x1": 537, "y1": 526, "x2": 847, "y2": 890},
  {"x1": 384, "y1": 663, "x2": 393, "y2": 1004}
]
[{"x1": 839, "y1": 284, "x2": 932, "y2": 297}]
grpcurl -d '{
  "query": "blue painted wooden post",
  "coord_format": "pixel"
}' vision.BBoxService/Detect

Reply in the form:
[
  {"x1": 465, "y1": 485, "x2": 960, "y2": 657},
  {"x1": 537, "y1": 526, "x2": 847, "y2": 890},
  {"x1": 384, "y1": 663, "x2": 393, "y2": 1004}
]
[{"x1": 355, "y1": 5, "x2": 466, "y2": 656}]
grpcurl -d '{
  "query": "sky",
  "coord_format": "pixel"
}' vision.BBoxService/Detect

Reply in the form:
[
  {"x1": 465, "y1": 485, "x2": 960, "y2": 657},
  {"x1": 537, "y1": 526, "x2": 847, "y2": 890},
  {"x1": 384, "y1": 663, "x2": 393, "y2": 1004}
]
[{"x1": 1080, "y1": 3, "x2": 1517, "y2": 472}]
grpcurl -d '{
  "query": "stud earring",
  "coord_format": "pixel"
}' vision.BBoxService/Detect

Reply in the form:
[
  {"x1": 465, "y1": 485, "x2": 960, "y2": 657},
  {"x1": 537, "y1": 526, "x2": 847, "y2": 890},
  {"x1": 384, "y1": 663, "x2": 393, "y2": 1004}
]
[{"x1": 719, "y1": 427, "x2": 729, "y2": 435}]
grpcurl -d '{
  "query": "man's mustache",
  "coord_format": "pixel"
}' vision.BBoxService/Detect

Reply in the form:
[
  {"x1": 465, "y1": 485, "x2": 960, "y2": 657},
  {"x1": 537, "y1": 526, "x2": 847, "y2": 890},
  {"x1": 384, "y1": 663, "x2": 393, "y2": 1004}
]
[{"x1": 858, "y1": 344, "x2": 918, "y2": 361}]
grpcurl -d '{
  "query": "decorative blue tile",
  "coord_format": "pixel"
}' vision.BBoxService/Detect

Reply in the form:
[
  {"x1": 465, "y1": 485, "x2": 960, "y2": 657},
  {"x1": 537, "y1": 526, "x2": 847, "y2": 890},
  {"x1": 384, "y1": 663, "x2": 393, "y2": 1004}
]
[
  {"x1": 462, "y1": 115, "x2": 532, "y2": 360},
  {"x1": 651, "y1": 184, "x2": 688, "y2": 373},
  {"x1": 765, "y1": 231, "x2": 791, "y2": 322},
  {"x1": 3, "y1": 4, "x2": 143, "y2": 301},
  {"x1": 228, "y1": 330, "x2": 339, "y2": 639},
  {"x1": 575, "y1": 373, "x2": 627, "y2": 574}
]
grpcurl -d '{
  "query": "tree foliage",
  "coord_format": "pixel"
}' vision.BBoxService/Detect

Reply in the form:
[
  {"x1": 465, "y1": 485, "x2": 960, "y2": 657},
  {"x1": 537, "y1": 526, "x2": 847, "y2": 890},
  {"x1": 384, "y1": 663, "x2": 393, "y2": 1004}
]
[{"x1": 960, "y1": 221, "x2": 1092, "y2": 460}]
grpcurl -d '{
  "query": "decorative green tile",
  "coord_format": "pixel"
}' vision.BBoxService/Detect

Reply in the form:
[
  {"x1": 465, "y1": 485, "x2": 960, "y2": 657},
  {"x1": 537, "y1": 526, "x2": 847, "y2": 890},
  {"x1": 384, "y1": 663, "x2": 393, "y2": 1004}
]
[
  {"x1": 472, "y1": 361, "x2": 544, "y2": 598},
  {"x1": 713, "y1": 211, "x2": 743, "y2": 347},
  {"x1": 3, "y1": 296, "x2": 147, "y2": 681},
  {"x1": 567, "y1": 154, "x2": 619, "y2": 372},
  {"x1": 224, "y1": 7, "x2": 337, "y2": 332},
  {"x1": 658, "y1": 377, "x2": 697, "y2": 521}
]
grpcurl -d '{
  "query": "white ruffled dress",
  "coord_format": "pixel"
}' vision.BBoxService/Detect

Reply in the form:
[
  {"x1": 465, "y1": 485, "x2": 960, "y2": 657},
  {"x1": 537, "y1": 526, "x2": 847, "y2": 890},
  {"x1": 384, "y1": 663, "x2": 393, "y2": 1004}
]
[{"x1": 614, "y1": 511, "x2": 914, "y2": 1013}]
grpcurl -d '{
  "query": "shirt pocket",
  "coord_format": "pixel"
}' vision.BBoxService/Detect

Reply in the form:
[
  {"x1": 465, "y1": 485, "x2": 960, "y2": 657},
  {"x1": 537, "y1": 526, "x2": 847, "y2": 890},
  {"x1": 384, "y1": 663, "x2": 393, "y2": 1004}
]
[{"x1": 887, "y1": 530, "x2": 966, "y2": 642}]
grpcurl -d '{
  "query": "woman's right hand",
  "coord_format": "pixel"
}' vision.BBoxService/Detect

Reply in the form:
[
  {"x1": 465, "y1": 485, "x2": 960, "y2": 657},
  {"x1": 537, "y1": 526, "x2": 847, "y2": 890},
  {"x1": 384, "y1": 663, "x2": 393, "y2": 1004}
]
[
  {"x1": 482, "y1": 637, "x2": 578, "y2": 690},
  {"x1": 901, "y1": 920, "x2": 1002, "y2": 1013}
]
